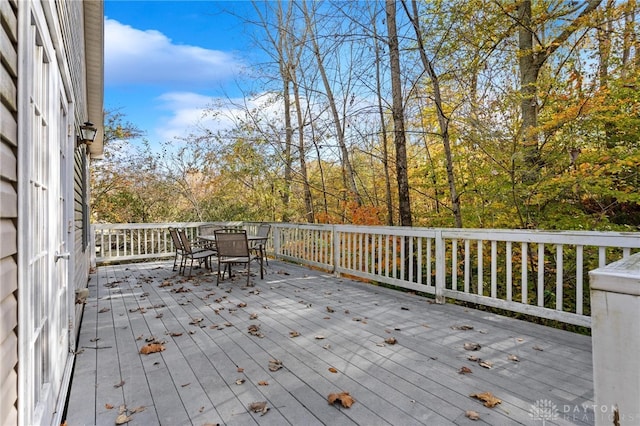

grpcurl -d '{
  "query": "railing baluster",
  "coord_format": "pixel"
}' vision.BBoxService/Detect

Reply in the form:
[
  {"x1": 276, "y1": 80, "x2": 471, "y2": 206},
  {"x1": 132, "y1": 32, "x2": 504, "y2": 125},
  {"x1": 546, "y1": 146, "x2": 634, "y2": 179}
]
[
  {"x1": 576, "y1": 245, "x2": 584, "y2": 315},
  {"x1": 491, "y1": 241, "x2": 497, "y2": 299},
  {"x1": 556, "y1": 244, "x2": 563, "y2": 311},
  {"x1": 506, "y1": 241, "x2": 512, "y2": 302},
  {"x1": 477, "y1": 240, "x2": 483, "y2": 296},
  {"x1": 521, "y1": 242, "x2": 528, "y2": 304},
  {"x1": 538, "y1": 243, "x2": 545, "y2": 307}
]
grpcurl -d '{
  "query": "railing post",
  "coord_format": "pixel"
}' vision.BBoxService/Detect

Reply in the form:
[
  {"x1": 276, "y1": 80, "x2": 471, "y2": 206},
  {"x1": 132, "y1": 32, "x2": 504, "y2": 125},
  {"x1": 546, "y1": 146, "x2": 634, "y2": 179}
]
[
  {"x1": 435, "y1": 230, "x2": 445, "y2": 304},
  {"x1": 589, "y1": 254, "x2": 640, "y2": 425},
  {"x1": 273, "y1": 225, "x2": 281, "y2": 260}
]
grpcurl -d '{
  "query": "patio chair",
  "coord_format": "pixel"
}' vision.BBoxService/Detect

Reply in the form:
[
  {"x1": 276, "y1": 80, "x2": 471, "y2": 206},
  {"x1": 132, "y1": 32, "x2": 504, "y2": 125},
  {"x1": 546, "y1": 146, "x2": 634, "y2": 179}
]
[
  {"x1": 168, "y1": 227, "x2": 185, "y2": 271},
  {"x1": 214, "y1": 229, "x2": 263, "y2": 286},
  {"x1": 250, "y1": 223, "x2": 271, "y2": 266},
  {"x1": 178, "y1": 229, "x2": 216, "y2": 277}
]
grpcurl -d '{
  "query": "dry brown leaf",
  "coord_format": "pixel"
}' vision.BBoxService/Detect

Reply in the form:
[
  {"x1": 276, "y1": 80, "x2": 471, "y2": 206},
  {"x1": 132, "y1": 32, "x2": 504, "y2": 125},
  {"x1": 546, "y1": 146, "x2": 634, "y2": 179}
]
[
  {"x1": 139, "y1": 343, "x2": 165, "y2": 355},
  {"x1": 248, "y1": 401, "x2": 269, "y2": 416},
  {"x1": 235, "y1": 378, "x2": 245, "y2": 385},
  {"x1": 129, "y1": 406, "x2": 145, "y2": 414},
  {"x1": 314, "y1": 335, "x2": 325, "y2": 340},
  {"x1": 467, "y1": 355, "x2": 479, "y2": 362},
  {"x1": 328, "y1": 367, "x2": 338, "y2": 373},
  {"x1": 105, "y1": 403, "x2": 114, "y2": 409},
  {"x1": 98, "y1": 307, "x2": 110, "y2": 313},
  {"x1": 464, "y1": 342, "x2": 481, "y2": 351},
  {"x1": 384, "y1": 337, "x2": 397, "y2": 345},
  {"x1": 470, "y1": 391, "x2": 502, "y2": 408},
  {"x1": 451, "y1": 324, "x2": 474, "y2": 330},
  {"x1": 237, "y1": 302, "x2": 247, "y2": 308},
  {"x1": 113, "y1": 380, "x2": 125, "y2": 388},
  {"x1": 268, "y1": 359, "x2": 283, "y2": 371},
  {"x1": 326, "y1": 306, "x2": 335, "y2": 313},
  {"x1": 533, "y1": 345, "x2": 544, "y2": 351},
  {"x1": 465, "y1": 410, "x2": 480, "y2": 420},
  {"x1": 258, "y1": 380, "x2": 269, "y2": 386},
  {"x1": 249, "y1": 313, "x2": 259, "y2": 320},
  {"x1": 115, "y1": 414, "x2": 132, "y2": 425},
  {"x1": 237, "y1": 367, "x2": 244, "y2": 373},
  {"x1": 169, "y1": 332, "x2": 182, "y2": 337},
  {"x1": 458, "y1": 366, "x2": 473, "y2": 375},
  {"x1": 478, "y1": 360, "x2": 493, "y2": 369},
  {"x1": 508, "y1": 354, "x2": 519, "y2": 362},
  {"x1": 328, "y1": 391, "x2": 355, "y2": 408},
  {"x1": 289, "y1": 330, "x2": 300, "y2": 338}
]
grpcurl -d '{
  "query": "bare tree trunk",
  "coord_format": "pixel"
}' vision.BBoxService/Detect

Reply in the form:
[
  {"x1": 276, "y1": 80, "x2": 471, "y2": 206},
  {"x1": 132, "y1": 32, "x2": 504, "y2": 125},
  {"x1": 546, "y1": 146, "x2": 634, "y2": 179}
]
[
  {"x1": 301, "y1": 1, "x2": 362, "y2": 207},
  {"x1": 404, "y1": 0, "x2": 462, "y2": 228},
  {"x1": 386, "y1": 0, "x2": 412, "y2": 227},
  {"x1": 371, "y1": 7, "x2": 395, "y2": 226},
  {"x1": 291, "y1": 76, "x2": 315, "y2": 223},
  {"x1": 516, "y1": 0, "x2": 602, "y2": 178}
]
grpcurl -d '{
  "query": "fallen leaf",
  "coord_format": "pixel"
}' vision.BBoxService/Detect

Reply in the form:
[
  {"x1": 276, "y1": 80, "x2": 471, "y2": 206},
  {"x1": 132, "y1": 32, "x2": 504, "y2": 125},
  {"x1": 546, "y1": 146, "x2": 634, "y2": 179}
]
[
  {"x1": 181, "y1": 383, "x2": 190, "y2": 387},
  {"x1": 478, "y1": 360, "x2": 493, "y2": 369},
  {"x1": 114, "y1": 380, "x2": 125, "y2": 388},
  {"x1": 458, "y1": 366, "x2": 473, "y2": 375},
  {"x1": 169, "y1": 332, "x2": 182, "y2": 337},
  {"x1": 326, "y1": 306, "x2": 335, "y2": 313},
  {"x1": 235, "y1": 378, "x2": 245, "y2": 385},
  {"x1": 115, "y1": 414, "x2": 131, "y2": 425},
  {"x1": 105, "y1": 403, "x2": 114, "y2": 409},
  {"x1": 322, "y1": 344, "x2": 331, "y2": 350},
  {"x1": 258, "y1": 380, "x2": 269, "y2": 386},
  {"x1": 237, "y1": 302, "x2": 247, "y2": 308},
  {"x1": 248, "y1": 401, "x2": 269, "y2": 415},
  {"x1": 464, "y1": 342, "x2": 481, "y2": 351},
  {"x1": 451, "y1": 325, "x2": 474, "y2": 330},
  {"x1": 466, "y1": 410, "x2": 480, "y2": 420},
  {"x1": 249, "y1": 313, "x2": 259, "y2": 320},
  {"x1": 384, "y1": 337, "x2": 397, "y2": 345},
  {"x1": 289, "y1": 330, "x2": 300, "y2": 338},
  {"x1": 328, "y1": 391, "x2": 355, "y2": 408},
  {"x1": 400, "y1": 306, "x2": 410, "y2": 310},
  {"x1": 470, "y1": 392, "x2": 502, "y2": 408},
  {"x1": 508, "y1": 354, "x2": 519, "y2": 362},
  {"x1": 189, "y1": 317, "x2": 203, "y2": 325},
  {"x1": 533, "y1": 345, "x2": 544, "y2": 351},
  {"x1": 314, "y1": 335, "x2": 325, "y2": 340},
  {"x1": 268, "y1": 359, "x2": 283, "y2": 371},
  {"x1": 139, "y1": 343, "x2": 165, "y2": 355},
  {"x1": 467, "y1": 355, "x2": 479, "y2": 362},
  {"x1": 129, "y1": 406, "x2": 145, "y2": 414},
  {"x1": 98, "y1": 307, "x2": 110, "y2": 313},
  {"x1": 328, "y1": 367, "x2": 338, "y2": 373},
  {"x1": 237, "y1": 367, "x2": 244, "y2": 373}
]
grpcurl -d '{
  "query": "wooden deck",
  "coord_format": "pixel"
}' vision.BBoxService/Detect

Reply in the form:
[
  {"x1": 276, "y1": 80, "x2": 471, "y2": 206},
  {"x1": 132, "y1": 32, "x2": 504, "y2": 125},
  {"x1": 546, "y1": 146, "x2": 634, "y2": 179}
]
[{"x1": 64, "y1": 260, "x2": 595, "y2": 426}]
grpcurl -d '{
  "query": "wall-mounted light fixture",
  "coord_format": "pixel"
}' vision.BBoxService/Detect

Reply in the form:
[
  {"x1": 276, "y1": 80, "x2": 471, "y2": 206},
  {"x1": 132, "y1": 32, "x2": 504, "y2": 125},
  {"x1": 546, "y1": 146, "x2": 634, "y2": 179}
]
[{"x1": 78, "y1": 121, "x2": 97, "y2": 145}]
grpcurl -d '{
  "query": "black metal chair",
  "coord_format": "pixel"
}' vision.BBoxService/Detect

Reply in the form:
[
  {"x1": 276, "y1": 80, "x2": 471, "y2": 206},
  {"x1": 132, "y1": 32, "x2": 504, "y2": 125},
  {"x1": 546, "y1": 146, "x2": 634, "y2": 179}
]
[
  {"x1": 178, "y1": 229, "x2": 216, "y2": 276},
  {"x1": 214, "y1": 229, "x2": 263, "y2": 286}
]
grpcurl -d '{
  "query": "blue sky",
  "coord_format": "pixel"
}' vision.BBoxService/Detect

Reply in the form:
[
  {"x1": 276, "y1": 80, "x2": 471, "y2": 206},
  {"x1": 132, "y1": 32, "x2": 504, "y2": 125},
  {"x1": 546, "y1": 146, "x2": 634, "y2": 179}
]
[{"x1": 104, "y1": 1, "x2": 263, "y2": 145}]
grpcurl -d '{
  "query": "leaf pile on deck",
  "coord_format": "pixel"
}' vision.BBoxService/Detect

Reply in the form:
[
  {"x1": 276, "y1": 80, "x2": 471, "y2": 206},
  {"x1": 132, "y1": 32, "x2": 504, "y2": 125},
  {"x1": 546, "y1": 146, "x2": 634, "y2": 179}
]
[{"x1": 328, "y1": 391, "x2": 355, "y2": 408}]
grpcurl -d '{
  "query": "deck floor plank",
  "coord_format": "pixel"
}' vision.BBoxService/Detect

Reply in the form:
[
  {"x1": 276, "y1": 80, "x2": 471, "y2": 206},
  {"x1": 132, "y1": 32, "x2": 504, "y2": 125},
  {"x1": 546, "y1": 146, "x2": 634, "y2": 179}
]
[{"x1": 66, "y1": 260, "x2": 595, "y2": 426}]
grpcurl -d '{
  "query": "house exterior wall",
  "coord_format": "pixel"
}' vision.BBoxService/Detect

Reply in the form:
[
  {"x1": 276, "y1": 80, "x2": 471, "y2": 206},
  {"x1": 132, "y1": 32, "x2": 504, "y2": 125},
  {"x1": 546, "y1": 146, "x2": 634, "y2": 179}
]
[
  {"x1": 0, "y1": 1, "x2": 19, "y2": 425},
  {"x1": 0, "y1": 1, "x2": 103, "y2": 425}
]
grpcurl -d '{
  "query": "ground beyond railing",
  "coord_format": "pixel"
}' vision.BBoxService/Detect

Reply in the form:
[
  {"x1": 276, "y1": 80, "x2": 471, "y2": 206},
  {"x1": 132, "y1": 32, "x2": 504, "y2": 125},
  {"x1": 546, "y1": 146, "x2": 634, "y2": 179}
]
[{"x1": 92, "y1": 222, "x2": 640, "y2": 328}]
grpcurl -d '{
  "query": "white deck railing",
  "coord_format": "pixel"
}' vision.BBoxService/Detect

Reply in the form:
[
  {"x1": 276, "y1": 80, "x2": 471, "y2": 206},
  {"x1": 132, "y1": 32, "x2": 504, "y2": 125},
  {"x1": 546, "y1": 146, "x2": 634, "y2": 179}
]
[{"x1": 93, "y1": 222, "x2": 640, "y2": 328}]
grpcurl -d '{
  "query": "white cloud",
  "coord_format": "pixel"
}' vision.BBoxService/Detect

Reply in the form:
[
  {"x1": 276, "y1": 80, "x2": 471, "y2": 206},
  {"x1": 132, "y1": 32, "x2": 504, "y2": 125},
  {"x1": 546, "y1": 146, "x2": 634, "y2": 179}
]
[
  {"x1": 105, "y1": 18, "x2": 245, "y2": 86},
  {"x1": 152, "y1": 91, "x2": 284, "y2": 143}
]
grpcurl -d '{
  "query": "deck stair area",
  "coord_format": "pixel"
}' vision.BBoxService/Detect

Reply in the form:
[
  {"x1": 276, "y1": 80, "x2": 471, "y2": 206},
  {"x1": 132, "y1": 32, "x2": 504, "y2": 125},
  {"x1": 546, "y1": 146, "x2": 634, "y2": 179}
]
[{"x1": 65, "y1": 260, "x2": 594, "y2": 425}]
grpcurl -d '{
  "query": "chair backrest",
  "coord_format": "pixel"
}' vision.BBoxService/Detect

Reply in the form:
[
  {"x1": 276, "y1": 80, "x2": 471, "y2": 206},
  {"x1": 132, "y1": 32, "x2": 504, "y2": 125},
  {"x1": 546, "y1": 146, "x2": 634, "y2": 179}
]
[
  {"x1": 169, "y1": 227, "x2": 184, "y2": 251},
  {"x1": 256, "y1": 223, "x2": 271, "y2": 239},
  {"x1": 177, "y1": 229, "x2": 195, "y2": 254},
  {"x1": 215, "y1": 230, "x2": 249, "y2": 257},
  {"x1": 198, "y1": 224, "x2": 220, "y2": 236}
]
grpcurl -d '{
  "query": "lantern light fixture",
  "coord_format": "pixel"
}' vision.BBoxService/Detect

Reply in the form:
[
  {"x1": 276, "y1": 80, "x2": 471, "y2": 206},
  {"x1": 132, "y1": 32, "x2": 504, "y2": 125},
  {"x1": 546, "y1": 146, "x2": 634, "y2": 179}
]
[{"x1": 79, "y1": 121, "x2": 97, "y2": 145}]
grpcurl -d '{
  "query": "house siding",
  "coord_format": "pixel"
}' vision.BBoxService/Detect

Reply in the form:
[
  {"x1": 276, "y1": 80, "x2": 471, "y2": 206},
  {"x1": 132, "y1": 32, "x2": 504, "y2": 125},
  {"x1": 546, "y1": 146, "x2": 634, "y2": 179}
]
[{"x1": 0, "y1": 0, "x2": 19, "y2": 424}]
